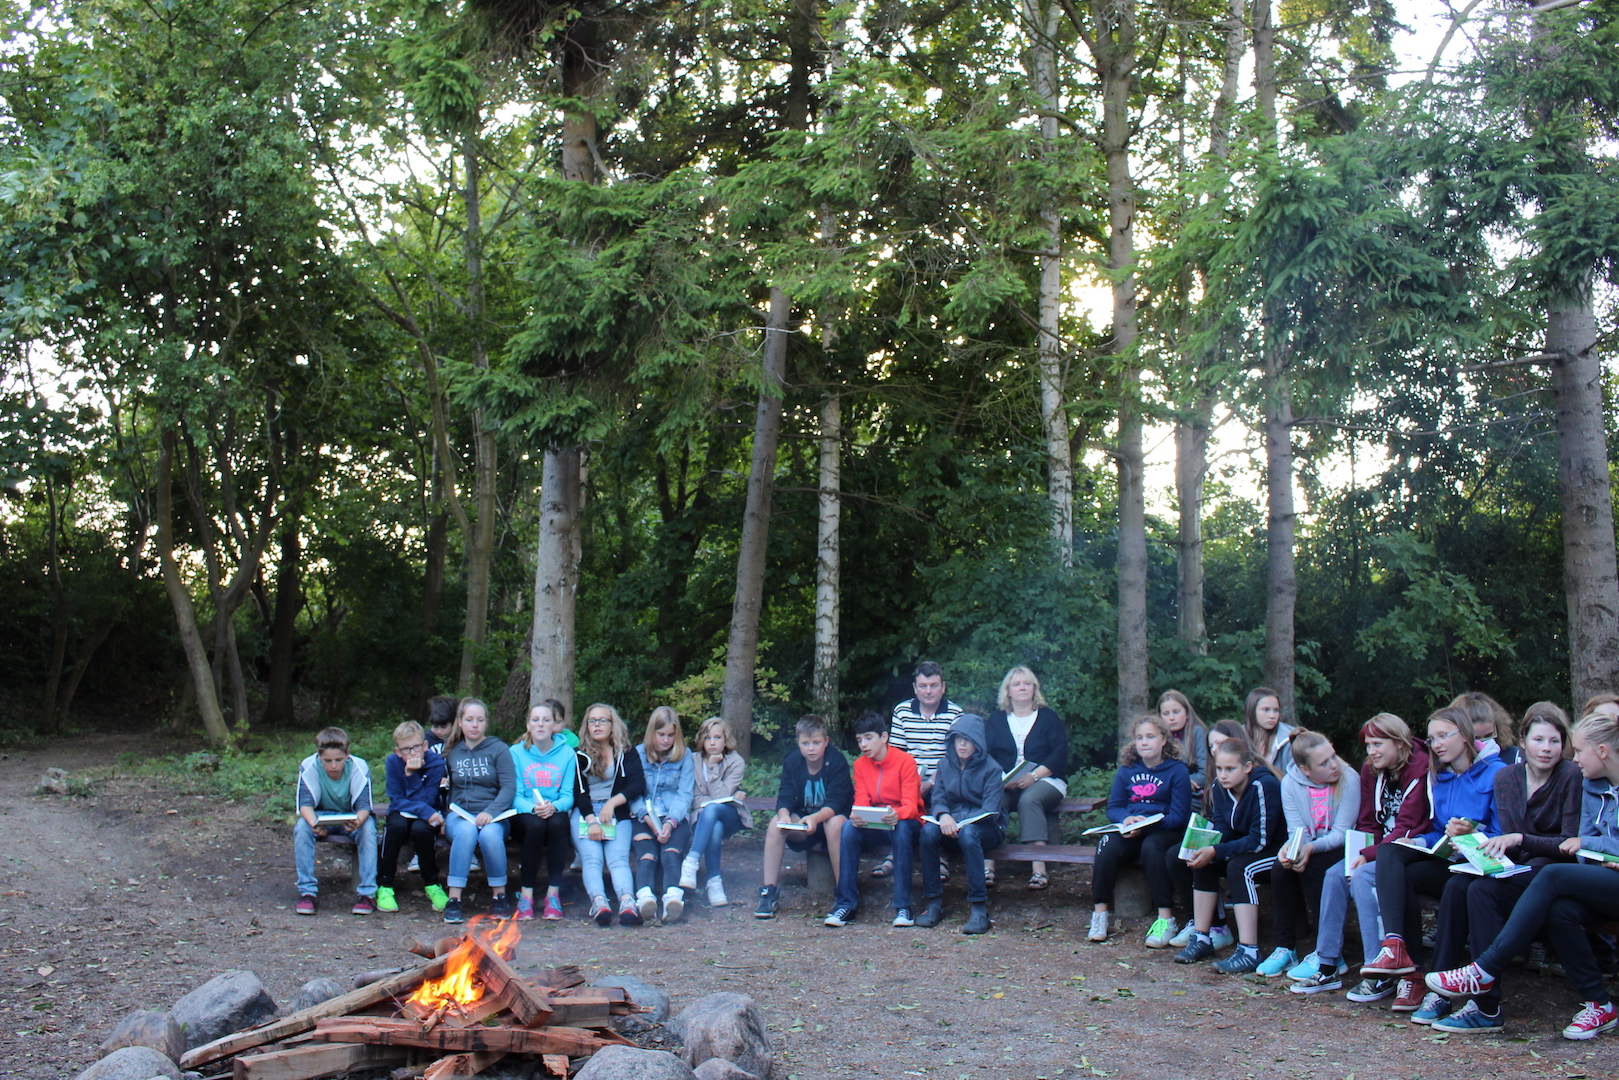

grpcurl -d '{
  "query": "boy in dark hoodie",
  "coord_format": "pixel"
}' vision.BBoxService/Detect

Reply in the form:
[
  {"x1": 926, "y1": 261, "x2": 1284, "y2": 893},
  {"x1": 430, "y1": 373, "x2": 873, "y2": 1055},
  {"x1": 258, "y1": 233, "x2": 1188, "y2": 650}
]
[{"x1": 917, "y1": 714, "x2": 1004, "y2": 934}]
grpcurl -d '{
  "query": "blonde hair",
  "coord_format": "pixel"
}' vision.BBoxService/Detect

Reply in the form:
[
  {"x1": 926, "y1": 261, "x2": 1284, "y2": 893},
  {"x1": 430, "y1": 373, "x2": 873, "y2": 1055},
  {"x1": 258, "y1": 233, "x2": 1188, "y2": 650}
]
[
  {"x1": 581, "y1": 703, "x2": 632, "y2": 777},
  {"x1": 1574, "y1": 712, "x2": 1619, "y2": 751},
  {"x1": 393, "y1": 721, "x2": 425, "y2": 746},
  {"x1": 1157, "y1": 689, "x2": 1207, "y2": 746},
  {"x1": 694, "y1": 716, "x2": 736, "y2": 758},
  {"x1": 641, "y1": 705, "x2": 688, "y2": 764},
  {"x1": 996, "y1": 666, "x2": 1048, "y2": 712},
  {"x1": 1289, "y1": 728, "x2": 1333, "y2": 768},
  {"x1": 522, "y1": 702, "x2": 560, "y2": 749},
  {"x1": 444, "y1": 697, "x2": 488, "y2": 751},
  {"x1": 1120, "y1": 714, "x2": 1184, "y2": 767}
]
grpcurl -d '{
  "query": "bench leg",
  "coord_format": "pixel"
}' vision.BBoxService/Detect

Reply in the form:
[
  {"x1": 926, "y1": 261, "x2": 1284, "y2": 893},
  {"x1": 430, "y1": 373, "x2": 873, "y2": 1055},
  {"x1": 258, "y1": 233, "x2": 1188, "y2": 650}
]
[{"x1": 807, "y1": 850, "x2": 835, "y2": 895}]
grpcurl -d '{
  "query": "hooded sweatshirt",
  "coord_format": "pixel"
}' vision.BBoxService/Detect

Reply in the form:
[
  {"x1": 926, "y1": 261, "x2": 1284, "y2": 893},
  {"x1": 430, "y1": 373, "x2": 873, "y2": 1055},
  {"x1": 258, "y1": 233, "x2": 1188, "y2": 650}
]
[
  {"x1": 928, "y1": 714, "x2": 1007, "y2": 828},
  {"x1": 1579, "y1": 777, "x2": 1619, "y2": 857},
  {"x1": 1356, "y1": 739, "x2": 1433, "y2": 863},
  {"x1": 1209, "y1": 766, "x2": 1283, "y2": 860},
  {"x1": 509, "y1": 738, "x2": 577, "y2": 816},
  {"x1": 297, "y1": 754, "x2": 373, "y2": 814},
  {"x1": 1413, "y1": 753, "x2": 1509, "y2": 848},
  {"x1": 445, "y1": 736, "x2": 515, "y2": 817},
  {"x1": 1105, "y1": 755, "x2": 1192, "y2": 833},
  {"x1": 1281, "y1": 757, "x2": 1361, "y2": 857},
  {"x1": 383, "y1": 749, "x2": 444, "y2": 820}
]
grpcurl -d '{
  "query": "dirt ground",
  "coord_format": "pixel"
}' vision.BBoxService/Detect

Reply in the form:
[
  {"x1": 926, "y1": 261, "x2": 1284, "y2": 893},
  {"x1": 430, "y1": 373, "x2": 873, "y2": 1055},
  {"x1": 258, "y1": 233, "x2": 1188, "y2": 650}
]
[{"x1": 2, "y1": 736, "x2": 1617, "y2": 1080}]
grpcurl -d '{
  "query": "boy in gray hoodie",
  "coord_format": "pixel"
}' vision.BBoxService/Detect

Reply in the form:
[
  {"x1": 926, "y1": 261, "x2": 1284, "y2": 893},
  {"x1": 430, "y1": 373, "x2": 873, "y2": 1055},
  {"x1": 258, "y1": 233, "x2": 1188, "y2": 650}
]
[{"x1": 917, "y1": 714, "x2": 1005, "y2": 933}]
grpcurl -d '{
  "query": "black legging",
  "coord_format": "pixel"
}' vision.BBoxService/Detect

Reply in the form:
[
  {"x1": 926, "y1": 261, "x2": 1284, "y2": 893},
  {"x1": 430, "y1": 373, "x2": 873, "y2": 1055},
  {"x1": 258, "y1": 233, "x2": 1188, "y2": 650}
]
[
  {"x1": 1165, "y1": 846, "x2": 1227, "y2": 926},
  {"x1": 1272, "y1": 858, "x2": 1330, "y2": 951},
  {"x1": 633, "y1": 820, "x2": 692, "y2": 894},
  {"x1": 1090, "y1": 829, "x2": 1181, "y2": 909},
  {"x1": 1375, "y1": 843, "x2": 1454, "y2": 962},
  {"x1": 512, "y1": 812, "x2": 573, "y2": 890},
  {"x1": 379, "y1": 812, "x2": 440, "y2": 888},
  {"x1": 1477, "y1": 863, "x2": 1619, "y2": 1003}
]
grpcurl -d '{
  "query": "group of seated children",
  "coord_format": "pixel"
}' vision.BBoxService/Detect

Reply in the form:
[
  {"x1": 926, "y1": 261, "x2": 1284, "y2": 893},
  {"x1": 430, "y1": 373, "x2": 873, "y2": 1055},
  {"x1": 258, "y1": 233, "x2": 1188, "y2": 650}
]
[{"x1": 1086, "y1": 685, "x2": 1619, "y2": 1041}]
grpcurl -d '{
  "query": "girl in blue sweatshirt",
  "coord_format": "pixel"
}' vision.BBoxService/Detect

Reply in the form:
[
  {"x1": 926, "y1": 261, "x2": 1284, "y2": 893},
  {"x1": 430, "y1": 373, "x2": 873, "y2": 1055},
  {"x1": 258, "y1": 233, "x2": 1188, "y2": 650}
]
[
  {"x1": 508, "y1": 703, "x2": 577, "y2": 921},
  {"x1": 1175, "y1": 737, "x2": 1283, "y2": 972},
  {"x1": 634, "y1": 706, "x2": 696, "y2": 924},
  {"x1": 1364, "y1": 705, "x2": 1506, "y2": 1006},
  {"x1": 1087, "y1": 714, "x2": 1192, "y2": 947}
]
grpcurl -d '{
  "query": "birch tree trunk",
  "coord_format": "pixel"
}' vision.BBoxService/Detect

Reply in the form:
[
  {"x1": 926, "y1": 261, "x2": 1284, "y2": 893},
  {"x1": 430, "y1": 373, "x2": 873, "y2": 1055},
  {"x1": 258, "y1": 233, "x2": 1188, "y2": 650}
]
[{"x1": 812, "y1": 390, "x2": 841, "y2": 719}]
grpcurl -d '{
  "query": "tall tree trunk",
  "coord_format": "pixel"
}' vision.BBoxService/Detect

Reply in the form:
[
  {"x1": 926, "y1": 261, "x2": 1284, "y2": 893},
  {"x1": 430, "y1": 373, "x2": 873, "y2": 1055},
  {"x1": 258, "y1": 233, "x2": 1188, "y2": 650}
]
[
  {"x1": 157, "y1": 430, "x2": 230, "y2": 745},
  {"x1": 458, "y1": 131, "x2": 497, "y2": 695},
  {"x1": 41, "y1": 475, "x2": 69, "y2": 734},
  {"x1": 531, "y1": 446, "x2": 581, "y2": 720},
  {"x1": 415, "y1": 503, "x2": 448, "y2": 712},
  {"x1": 812, "y1": 390, "x2": 841, "y2": 718},
  {"x1": 1548, "y1": 305, "x2": 1619, "y2": 705},
  {"x1": 263, "y1": 501, "x2": 303, "y2": 726},
  {"x1": 721, "y1": 287, "x2": 792, "y2": 760}
]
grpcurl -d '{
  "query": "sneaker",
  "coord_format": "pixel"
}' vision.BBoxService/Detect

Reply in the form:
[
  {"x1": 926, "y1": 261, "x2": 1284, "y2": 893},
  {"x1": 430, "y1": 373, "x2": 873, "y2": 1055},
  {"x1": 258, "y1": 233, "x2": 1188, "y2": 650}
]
[
  {"x1": 1390, "y1": 976, "x2": 1424, "y2": 1012},
  {"x1": 1362, "y1": 936, "x2": 1416, "y2": 977},
  {"x1": 1346, "y1": 977, "x2": 1396, "y2": 1003},
  {"x1": 893, "y1": 908, "x2": 915, "y2": 927},
  {"x1": 706, "y1": 876, "x2": 730, "y2": 908},
  {"x1": 1174, "y1": 936, "x2": 1216, "y2": 964},
  {"x1": 515, "y1": 896, "x2": 535, "y2": 921},
  {"x1": 1286, "y1": 951, "x2": 1327, "y2": 981},
  {"x1": 1432, "y1": 999, "x2": 1503, "y2": 1034},
  {"x1": 679, "y1": 852, "x2": 701, "y2": 891},
  {"x1": 636, "y1": 887, "x2": 658, "y2": 924},
  {"x1": 824, "y1": 905, "x2": 855, "y2": 928},
  {"x1": 469, "y1": 854, "x2": 482, "y2": 874},
  {"x1": 1168, "y1": 918, "x2": 1197, "y2": 949},
  {"x1": 542, "y1": 895, "x2": 564, "y2": 921},
  {"x1": 1425, "y1": 962, "x2": 1497, "y2": 1000},
  {"x1": 407, "y1": 855, "x2": 420, "y2": 873},
  {"x1": 424, "y1": 884, "x2": 449, "y2": 912},
  {"x1": 1214, "y1": 948, "x2": 1262, "y2": 974},
  {"x1": 1289, "y1": 969, "x2": 1345, "y2": 995},
  {"x1": 1257, "y1": 947, "x2": 1298, "y2": 978},
  {"x1": 591, "y1": 897, "x2": 613, "y2": 927},
  {"x1": 1562, "y1": 1000, "x2": 1619, "y2": 1040},
  {"x1": 619, "y1": 898, "x2": 644, "y2": 926},
  {"x1": 442, "y1": 899, "x2": 465, "y2": 924},
  {"x1": 374, "y1": 886, "x2": 399, "y2": 913},
  {"x1": 489, "y1": 894, "x2": 513, "y2": 919},
  {"x1": 754, "y1": 885, "x2": 781, "y2": 920},
  {"x1": 352, "y1": 895, "x2": 375, "y2": 915},
  {"x1": 662, "y1": 887, "x2": 685, "y2": 924},
  {"x1": 295, "y1": 895, "x2": 317, "y2": 916},
  {"x1": 1087, "y1": 911, "x2": 1110, "y2": 942},
  {"x1": 1144, "y1": 917, "x2": 1175, "y2": 949},
  {"x1": 1410, "y1": 991, "x2": 1452, "y2": 1025},
  {"x1": 1209, "y1": 925, "x2": 1234, "y2": 952}
]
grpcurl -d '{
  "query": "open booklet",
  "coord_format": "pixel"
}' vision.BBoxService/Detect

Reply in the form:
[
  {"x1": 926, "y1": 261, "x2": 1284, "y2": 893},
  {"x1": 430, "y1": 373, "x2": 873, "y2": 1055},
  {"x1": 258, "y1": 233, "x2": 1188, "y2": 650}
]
[
  {"x1": 1001, "y1": 760, "x2": 1039, "y2": 785},
  {"x1": 1083, "y1": 813, "x2": 1164, "y2": 837},
  {"x1": 449, "y1": 803, "x2": 517, "y2": 823},
  {"x1": 1446, "y1": 832, "x2": 1532, "y2": 877},
  {"x1": 852, "y1": 804, "x2": 895, "y2": 831},
  {"x1": 923, "y1": 811, "x2": 996, "y2": 827},
  {"x1": 1177, "y1": 813, "x2": 1223, "y2": 860}
]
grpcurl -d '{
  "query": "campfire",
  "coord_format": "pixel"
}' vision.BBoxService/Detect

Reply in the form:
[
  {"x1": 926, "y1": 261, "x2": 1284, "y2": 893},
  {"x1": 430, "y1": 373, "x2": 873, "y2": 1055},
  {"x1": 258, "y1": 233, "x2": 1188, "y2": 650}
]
[{"x1": 178, "y1": 919, "x2": 645, "y2": 1080}]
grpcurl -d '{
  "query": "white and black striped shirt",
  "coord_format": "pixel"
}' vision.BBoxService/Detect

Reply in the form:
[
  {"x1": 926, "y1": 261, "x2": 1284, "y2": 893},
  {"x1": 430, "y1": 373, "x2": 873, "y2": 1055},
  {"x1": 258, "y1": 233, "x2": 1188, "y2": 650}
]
[{"x1": 889, "y1": 697, "x2": 963, "y2": 781}]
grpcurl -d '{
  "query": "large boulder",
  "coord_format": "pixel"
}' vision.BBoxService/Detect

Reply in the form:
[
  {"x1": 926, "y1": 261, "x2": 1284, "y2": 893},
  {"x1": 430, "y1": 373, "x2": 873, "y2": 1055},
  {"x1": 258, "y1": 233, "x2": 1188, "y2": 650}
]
[
  {"x1": 669, "y1": 993, "x2": 774, "y2": 1080},
  {"x1": 73, "y1": 1045, "x2": 181, "y2": 1080},
  {"x1": 291, "y1": 977, "x2": 347, "y2": 1013},
  {"x1": 572, "y1": 1046, "x2": 697, "y2": 1080},
  {"x1": 98, "y1": 1009, "x2": 184, "y2": 1063},
  {"x1": 592, "y1": 975, "x2": 671, "y2": 1022},
  {"x1": 170, "y1": 970, "x2": 277, "y2": 1050},
  {"x1": 694, "y1": 1060, "x2": 760, "y2": 1080}
]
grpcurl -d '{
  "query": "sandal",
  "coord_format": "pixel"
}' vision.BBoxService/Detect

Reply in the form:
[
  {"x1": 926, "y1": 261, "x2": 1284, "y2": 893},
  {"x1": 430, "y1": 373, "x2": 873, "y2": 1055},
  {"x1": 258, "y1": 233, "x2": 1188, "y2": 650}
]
[
  {"x1": 1027, "y1": 870, "x2": 1049, "y2": 891},
  {"x1": 983, "y1": 863, "x2": 996, "y2": 887},
  {"x1": 870, "y1": 857, "x2": 894, "y2": 879}
]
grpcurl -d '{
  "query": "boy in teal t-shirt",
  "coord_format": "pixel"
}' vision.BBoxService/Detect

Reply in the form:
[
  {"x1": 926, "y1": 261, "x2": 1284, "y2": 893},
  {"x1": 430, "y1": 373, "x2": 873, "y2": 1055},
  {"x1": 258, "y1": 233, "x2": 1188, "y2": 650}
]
[{"x1": 293, "y1": 726, "x2": 377, "y2": 915}]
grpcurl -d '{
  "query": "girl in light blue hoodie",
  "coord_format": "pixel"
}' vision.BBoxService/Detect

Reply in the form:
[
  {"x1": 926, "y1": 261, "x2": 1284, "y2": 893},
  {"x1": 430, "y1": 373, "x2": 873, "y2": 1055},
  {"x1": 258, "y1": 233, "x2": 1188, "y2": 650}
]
[{"x1": 508, "y1": 703, "x2": 577, "y2": 921}]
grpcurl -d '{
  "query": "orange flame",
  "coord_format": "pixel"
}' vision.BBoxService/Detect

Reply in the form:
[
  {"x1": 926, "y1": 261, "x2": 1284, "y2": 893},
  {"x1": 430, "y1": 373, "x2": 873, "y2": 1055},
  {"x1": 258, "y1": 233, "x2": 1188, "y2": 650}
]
[{"x1": 407, "y1": 916, "x2": 523, "y2": 1010}]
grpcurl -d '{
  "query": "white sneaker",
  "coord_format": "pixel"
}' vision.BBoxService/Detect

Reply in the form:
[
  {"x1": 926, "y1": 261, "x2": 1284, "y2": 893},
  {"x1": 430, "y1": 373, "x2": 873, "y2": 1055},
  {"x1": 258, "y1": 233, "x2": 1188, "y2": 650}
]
[
  {"x1": 1168, "y1": 918, "x2": 1197, "y2": 948},
  {"x1": 1087, "y1": 911, "x2": 1110, "y2": 942},
  {"x1": 636, "y1": 887, "x2": 657, "y2": 923},
  {"x1": 707, "y1": 876, "x2": 730, "y2": 907},
  {"x1": 678, "y1": 852, "x2": 701, "y2": 891},
  {"x1": 406, "y1": 855, "x2": 420, "y2": 873},
  {"x1": 662, "y1": 887, "x2": 684, "y2": 923}
]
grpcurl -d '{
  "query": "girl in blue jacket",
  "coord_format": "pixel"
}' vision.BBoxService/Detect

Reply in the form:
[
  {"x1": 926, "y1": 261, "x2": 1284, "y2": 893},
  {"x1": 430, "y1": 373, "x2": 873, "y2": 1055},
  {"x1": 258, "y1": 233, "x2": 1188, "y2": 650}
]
[
  {"x1": 1087, "y1": 714, "x2": 1191, "y2": 947},
  {"x1": 1363, "y1": 704, "x2": 1507, "y2": 1006},
  {"x1": 1175, "y1": 737, "x2": 1283, "y2": 972},
  {"x1": 508, "y1": 703, "x2": 577, "y2": 921},
  {"x1": 634, "y1": 706, "x2": 696, "y2": 923}
]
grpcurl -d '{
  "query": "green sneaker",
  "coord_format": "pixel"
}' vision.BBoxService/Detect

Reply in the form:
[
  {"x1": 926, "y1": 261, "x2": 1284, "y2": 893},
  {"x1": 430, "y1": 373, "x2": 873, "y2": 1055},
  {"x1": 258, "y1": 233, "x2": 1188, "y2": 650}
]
[
  {"x1": 424, "y1": 884, "x2": 449, "y2": 912},
  {"x1": 1144, "y1": 917, "x2": 1175, "y2": 949},
  {"x1": 374, "y1": 886, "x2": 398, "y2": 912}
]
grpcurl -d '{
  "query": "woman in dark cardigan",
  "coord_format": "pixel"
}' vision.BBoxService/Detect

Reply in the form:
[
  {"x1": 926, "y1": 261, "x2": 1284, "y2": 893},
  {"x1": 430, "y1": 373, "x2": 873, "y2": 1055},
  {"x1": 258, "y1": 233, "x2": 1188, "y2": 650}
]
[
  {"x1": 983, "y1": 666, "x2": 1070, "y2": 890},
  {"x1": 1417, "y1": 701, "x2": 1583, "y2": 1026}
]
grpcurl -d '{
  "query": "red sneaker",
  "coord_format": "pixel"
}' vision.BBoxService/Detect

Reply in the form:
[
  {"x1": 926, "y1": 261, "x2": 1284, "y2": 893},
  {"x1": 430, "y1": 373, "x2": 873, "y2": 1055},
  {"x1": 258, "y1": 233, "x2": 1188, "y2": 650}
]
[
  {"x1": 1361, "y1": 937, "x2": 1416, "y2": 977},
  {"x1": 1424, "y1": 962, "x2": 1497, "y2": 1000},
  {"x1": 350, "y1": 895, "x2": 375, "y2": 915},
  {"x1": 1563, "y1": 1001, "x2": 1619, "y2": 1041},
  {"x1": 296, "y1": 895, "x2": 316, "y2": 916},
  {"x1": 1390, "y1": 975, "x2": 1424, "y2": 1012}
]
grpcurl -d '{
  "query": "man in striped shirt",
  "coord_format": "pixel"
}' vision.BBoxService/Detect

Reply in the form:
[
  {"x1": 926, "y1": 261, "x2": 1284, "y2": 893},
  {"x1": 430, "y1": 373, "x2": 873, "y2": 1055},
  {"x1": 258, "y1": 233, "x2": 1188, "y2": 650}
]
[{"x1": 889, "y1": 662, "x2": 963, "y2": 797}]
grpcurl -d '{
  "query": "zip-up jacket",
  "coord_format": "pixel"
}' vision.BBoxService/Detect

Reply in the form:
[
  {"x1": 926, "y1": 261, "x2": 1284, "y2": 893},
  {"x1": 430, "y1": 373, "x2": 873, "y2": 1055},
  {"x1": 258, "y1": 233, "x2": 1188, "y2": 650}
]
[
  {"x1": 1209, "y1": 767, "x2": 1283, "y2": 860},
  {"x1": 1414, "y1": 753, "x2": 1508, "y2": 848},
  {"x1": 1494, "y1": 759, "x2": 1581, "y2": 862},
  {"x1": 928, "y1": 714, "x2": 1007, "y2": 828},
  {"x1": 383, "y1": 750, "x2": 444, "y2": 820},
  {"x1": 297, "y1": 754, "x2": 373, "y2": 813},
  {"x1": 573, "y1": 747, "x2": 646, "y2": 821},
  {"x1": 1356, "y1": 739, "x2": 1432, "y2": 862},
  {"x1": 1579, "y1": 778, "x2": 1619, "y2": 857},
  {"x1": 509, "y1": 739, "x2": 577, "y2": 816},
  {"x1": 692, "y1": 751, "x2": 747, "y2": 815},
  {"x1": 854, "y1": 745, "x2": 923, "y2": 821},
  {"x1": 1105, "y1": 756, "x2": 1192, "y2": 833},
  {"x1": 637, "y1": 746, "x2": 695, "y2": 824}
]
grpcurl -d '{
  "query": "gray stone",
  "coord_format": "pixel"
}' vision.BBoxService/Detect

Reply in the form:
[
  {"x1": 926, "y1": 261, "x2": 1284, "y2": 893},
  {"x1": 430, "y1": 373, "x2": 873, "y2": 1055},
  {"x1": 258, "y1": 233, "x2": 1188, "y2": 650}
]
[
  {"x1": 693, "y1": 1060, "x2": 760, "y2": 1080},
  {"x1": 170, "y1": 970, "x2": 278, "y2": 1050},
  {"x1": 670, "y1": 993, "x2": 774, "y2": 1080},
  {"x1": 291, "y1": 976, "x2": 347, "y2": 1013},
  {"x1": 591, "y1": 974, "x2": 670, "y2": 1022},
  {"x1": 73, "y1": 1046, "x2": 181, "y2": 1080},
  {"x1": 1111, "y1": 863, "x2": 1152, "y2": 918},
  {"x1": 36, "y1": 767, "x2": 71, "y2": 795},
  {"x1": 572, "y1": 1046, "x2": 696, "y2": 1080},
  {"x1": 98, "y1": 1009, "x2": 184, "y2": 1063}
]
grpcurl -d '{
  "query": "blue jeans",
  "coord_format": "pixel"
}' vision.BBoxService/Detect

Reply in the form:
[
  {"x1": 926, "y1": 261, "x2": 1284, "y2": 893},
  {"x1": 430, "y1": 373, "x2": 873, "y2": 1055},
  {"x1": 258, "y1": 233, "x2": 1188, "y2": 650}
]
[
  {"x1": 444, "y1": 813, "x2": 508, "y2": 889},
  {"x1": 690, "y1": 802, "x2": 746, "y2": 879},
  {"x1": 835, "y1": 819, "x2": 920, "y2": 912},
  {"x1": 920, "y1": 819, "x2": 1003, "y2": 904},
  {"x1": 294, "y1": 817, "x2": 377, "y2": 897},
  {"x1": 572, "y1": 809, "x2": 634, "y2": 901},
  {"x1": 1315, "y1": 858, "x2": 1383, "y2": 964}
]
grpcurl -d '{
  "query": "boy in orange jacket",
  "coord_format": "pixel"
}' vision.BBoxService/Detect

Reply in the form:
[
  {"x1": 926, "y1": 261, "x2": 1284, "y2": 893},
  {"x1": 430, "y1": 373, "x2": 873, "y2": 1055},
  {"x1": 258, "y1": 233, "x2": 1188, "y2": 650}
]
[{"x1": 824, "y1": 712, "x2": 923, "y2": 928}]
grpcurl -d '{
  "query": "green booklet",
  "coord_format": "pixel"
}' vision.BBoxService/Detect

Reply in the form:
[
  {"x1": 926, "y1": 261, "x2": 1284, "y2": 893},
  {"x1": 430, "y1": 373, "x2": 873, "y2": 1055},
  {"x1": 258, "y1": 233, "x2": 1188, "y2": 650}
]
[
  {"x1": 1448, "y1": 832, "x2": 1530, "y2": 877},
  {"x1": 1177, "y1": 812, "x2": 1222, "y2": 860},
  {"x1": 577, "y1": 818, "x2": 617, "y2": 840},
  {"x1": 1576, "y1": 848, "x2": 1619, "y2": 865}
]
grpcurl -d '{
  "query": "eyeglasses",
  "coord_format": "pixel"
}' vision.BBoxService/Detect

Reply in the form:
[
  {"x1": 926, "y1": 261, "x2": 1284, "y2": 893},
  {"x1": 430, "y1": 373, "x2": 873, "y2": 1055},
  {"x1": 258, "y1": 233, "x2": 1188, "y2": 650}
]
[{"x1": 396, "y1": 742, "x2": 425, "y2": 753}]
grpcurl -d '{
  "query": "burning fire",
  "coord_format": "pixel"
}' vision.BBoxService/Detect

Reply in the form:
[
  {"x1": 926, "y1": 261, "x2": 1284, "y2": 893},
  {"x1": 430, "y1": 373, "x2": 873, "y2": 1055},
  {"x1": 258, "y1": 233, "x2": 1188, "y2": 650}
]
[{"x1": 407, "y1": 916, "x2": 523, "y2": 1011}]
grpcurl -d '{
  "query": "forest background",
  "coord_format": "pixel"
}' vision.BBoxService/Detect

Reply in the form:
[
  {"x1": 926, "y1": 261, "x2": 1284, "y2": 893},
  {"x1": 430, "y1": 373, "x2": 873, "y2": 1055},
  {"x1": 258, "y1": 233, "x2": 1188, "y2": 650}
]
[{"x1": 1, "y1": 0, "x2": 1616, "y2": 771}]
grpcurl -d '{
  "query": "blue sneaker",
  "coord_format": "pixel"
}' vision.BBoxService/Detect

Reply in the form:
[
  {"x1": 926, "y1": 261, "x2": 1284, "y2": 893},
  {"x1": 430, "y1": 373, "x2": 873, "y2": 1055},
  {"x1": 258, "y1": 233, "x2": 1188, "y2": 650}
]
[
  {"x1": 1214, "y1": 948, "x2": 1262, "y2": 974},
  {"x1": 1209, "y1": 925, "x2": 1234, "y2": 952},
  {"x1": 1286, "y1": 951, "x2": 1324, "y2": 981},
  {"x1": 1257, "y1": 947, "x2": 1298, "y2": 977},
  {"x1": 1432, "y1": 999, "x2": 1503, "y2": 1034},
  {"x1": 1411, "y1": 992, "x2": 1453, "y2": 1026},
  {"x1": 1174, "y1": 935, "x2": 1216, "y2": 964}
]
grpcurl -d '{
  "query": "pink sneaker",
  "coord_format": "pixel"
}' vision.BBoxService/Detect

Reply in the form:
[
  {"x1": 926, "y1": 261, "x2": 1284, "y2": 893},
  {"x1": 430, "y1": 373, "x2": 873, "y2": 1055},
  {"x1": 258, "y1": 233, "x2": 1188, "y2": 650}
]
[
  {"x1": 542, "y1": 896, "x2": 564, "y2": 921},
  {"x1": 1424, "y1": 962, "x2": 1496, "y2": 1000},
  {"x1": 296, "y1": 895, "x2": 316, "y2": 916},
  {"x1": 515, "y1": 896, "x2": 535, "y2": 921},
  {"x1": 350, "y1": 895, "x2": 375, "y2": 915},
  {"x1": 1563, "y1": 1000, "x2": 1619, "y2": 1041}
]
